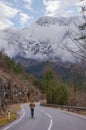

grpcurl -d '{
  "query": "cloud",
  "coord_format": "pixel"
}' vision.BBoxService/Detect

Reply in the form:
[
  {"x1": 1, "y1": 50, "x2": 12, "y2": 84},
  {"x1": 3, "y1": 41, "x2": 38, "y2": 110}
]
[
  {"x1": 43, "y1": 0, "x2": 60, "y2": 16},
  {"x1": 77, "y1": 0, "x2": 86, "y2": 12},
  {"x1": 78, "y1": 0, "x2": 86, "y2": 6},
  {"x1": 0, "y1": 1, "x2": 18, "y2": 30},
  {"x1": 0, "y1": 19, "x2": 14, "y2": 30},
  {"x1": 43, "y1": 0, "x2": 80, "y2": 17},
  {"x1": 23, "y1": 0, "x2": 32, "y2": 4},
  {"x1": 19, "y1": 12, "x2": 30, "y2": 26},
  {"x1": 23, "y1": 0, "x2": 33, "y2": 11}
]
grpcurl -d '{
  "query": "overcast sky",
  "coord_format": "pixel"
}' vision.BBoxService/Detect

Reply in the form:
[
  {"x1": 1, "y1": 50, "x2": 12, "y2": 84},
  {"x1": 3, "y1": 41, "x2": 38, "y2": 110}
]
[{"x1": 0, "y1": 0, "x2": 85, "y2": 30}]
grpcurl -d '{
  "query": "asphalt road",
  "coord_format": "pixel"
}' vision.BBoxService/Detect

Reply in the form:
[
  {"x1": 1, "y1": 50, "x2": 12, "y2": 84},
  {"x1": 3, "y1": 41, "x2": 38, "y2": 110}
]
[{"x1": 1, "y1": 103, "x2": 86, "y2": 130}]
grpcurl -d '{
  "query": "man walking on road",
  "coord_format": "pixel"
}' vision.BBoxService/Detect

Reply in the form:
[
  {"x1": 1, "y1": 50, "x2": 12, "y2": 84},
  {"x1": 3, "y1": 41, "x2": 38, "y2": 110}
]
[{"x1": 29, "y1": 100, "x2": 35, "y2": 118}]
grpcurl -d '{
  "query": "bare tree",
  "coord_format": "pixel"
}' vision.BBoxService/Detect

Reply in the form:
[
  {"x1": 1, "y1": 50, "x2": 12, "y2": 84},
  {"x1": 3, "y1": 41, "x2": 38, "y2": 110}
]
[{"x1": 65, "y1": 0, "x2": 86, "y2": 61}]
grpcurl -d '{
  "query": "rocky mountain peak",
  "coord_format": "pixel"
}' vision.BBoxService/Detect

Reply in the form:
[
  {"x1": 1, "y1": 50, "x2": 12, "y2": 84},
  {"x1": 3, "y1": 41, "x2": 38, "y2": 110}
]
[
  {"x1": 35, "y1": 16, "x2": 70, "y2": 26},
  {"x1": 0, "y1": 16, "x2": 82, "y2": 62}
]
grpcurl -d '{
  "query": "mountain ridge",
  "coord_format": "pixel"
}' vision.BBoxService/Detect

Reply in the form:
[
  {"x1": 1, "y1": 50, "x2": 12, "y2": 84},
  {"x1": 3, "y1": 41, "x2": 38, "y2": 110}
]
[{"x1": 0, "y1": 16, "x2": 83, "y2": 62}]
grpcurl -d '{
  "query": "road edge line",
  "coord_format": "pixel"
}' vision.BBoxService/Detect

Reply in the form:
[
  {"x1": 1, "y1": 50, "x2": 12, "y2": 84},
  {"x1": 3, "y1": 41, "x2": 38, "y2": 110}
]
[
  {"x1": 56, "y1": 109, "x2": 86, "y2": 120},
  {"x1": 2, "y1": 105, "x2": 25, "y2": 130},
  {"x1": 36, "y1": 108, "x2": 53, "y2": 130}
]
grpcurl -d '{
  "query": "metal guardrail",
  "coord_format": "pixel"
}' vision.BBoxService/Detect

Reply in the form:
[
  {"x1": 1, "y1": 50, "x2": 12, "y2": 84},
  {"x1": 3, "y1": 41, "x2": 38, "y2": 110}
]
[{"x1": 40, "y1": 103, "x2": 86, "y2": 113}]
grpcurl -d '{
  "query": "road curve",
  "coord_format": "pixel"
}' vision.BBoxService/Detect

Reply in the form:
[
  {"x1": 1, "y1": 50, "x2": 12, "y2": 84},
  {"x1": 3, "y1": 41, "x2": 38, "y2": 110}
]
[{"x1": 1, "y1": 103, "x2": 86, "y2": 130}]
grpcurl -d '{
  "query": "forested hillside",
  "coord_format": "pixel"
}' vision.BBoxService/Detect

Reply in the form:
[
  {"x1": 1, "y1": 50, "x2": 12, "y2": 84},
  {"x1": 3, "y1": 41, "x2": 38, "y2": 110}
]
[
  {"x1": 31, "y1": 61, "x2": 86, "y2": 107},
  {"x1": 0, "y1": 51, "x2": 40, "y2": 114}
]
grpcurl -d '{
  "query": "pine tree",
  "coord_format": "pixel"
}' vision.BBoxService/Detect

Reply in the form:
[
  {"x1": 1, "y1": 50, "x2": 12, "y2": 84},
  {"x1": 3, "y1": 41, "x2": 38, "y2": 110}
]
[
  {"x1": 43, "y1": 62, "x2": 69, "y2": 105},
  {"x1": 43, "y1": 62, "x2": 55, "y2": 103}
]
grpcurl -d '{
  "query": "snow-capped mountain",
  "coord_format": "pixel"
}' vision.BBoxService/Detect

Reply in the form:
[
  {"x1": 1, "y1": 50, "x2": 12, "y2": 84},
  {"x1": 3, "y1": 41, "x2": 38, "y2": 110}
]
[{"x1": 0, "y1": 16, "x2": 83, "y2": 62}]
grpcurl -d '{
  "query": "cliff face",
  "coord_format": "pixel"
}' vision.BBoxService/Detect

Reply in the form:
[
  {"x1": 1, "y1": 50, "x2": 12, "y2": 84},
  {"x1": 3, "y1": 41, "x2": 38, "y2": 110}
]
[{"x1": 0, "y1": 53, "x2": 40, "y2": 114}]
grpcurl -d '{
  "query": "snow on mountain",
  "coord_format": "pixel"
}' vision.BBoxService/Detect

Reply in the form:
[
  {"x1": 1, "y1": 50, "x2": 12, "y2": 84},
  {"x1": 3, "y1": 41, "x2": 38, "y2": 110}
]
[{"x1": 0, "y1": 16, "x2": 83, "y2": 62}]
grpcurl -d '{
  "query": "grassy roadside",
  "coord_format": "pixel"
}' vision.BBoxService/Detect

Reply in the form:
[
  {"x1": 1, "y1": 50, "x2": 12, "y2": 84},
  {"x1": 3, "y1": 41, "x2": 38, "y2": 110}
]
[{"x1": 0, "y1": 104, "x2": 21, "y2": 127}]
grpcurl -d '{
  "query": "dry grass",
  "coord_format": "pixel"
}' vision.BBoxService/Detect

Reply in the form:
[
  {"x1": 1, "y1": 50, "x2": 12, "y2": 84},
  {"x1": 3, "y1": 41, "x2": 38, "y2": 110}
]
[
  {"x1": 0, "y1": 104, "x2": 21, "y2": 127},
  {"x1": 11, "y1": 104, "x2": 21, "y2": 113},
  {"x1": 0, "y1": 113, "x2": 16, "y2": 127}
]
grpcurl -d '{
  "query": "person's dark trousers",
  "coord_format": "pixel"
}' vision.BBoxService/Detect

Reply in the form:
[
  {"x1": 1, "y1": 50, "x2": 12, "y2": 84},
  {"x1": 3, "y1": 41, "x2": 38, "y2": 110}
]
[{"x1": 31, "y1": 109, "x2": 34, "y2": 118}]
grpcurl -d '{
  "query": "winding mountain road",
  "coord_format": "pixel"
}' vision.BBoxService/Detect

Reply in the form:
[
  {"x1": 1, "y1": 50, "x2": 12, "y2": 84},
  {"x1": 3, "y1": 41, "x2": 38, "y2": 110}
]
[{"x1": 1, "y1": 103, "x2": 86, "y2": 130}]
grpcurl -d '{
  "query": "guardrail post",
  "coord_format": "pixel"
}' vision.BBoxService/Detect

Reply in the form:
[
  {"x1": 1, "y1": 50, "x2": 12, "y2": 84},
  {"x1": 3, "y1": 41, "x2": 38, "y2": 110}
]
[
  {"x1": 0, "y1": 97, "x2": 1, "y2": 115},
  {"x1": 7, "y1": 106, "x2": 12, "y2": 120},
  {"x1": 61, "y1": 106, "x2": 63, "y2": 110},
  {"x1": 76, "y1": 109, "x2": 80, "y2": 113},
  {"x1": 8, "y1": 110, "x2": 11, "y2": 120},
  {"x1": 67, "y1": 107, "x2": 70, "y2": 111},
  {"x1": 40, "y1": 103, "x2": 86, "y2": 114}
]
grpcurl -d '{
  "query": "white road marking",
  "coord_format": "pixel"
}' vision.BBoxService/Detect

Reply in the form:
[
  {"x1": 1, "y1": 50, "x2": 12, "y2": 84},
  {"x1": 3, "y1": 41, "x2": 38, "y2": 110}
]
[
  {"x1": 2, "y1": 105, "x2": 25, "y2": 130},
  {"x1": 36, "y1": 108, "x2": 53, "y2": 130},
  {"x1": 2, "y1": 104, "x2": 53, "y2": 130},
  {"x1": 57, "y1": 109, "x2": 86, "y2": 120}
]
